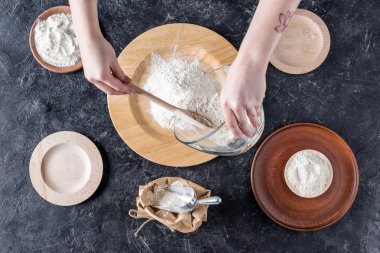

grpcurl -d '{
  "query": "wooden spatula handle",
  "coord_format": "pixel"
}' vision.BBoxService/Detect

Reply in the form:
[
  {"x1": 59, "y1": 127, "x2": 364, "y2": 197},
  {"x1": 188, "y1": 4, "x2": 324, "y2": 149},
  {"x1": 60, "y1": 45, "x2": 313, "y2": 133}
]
[
  {"x1": 131, "y1": 84, "x2": 180, "y2": 113},
  {"x1": 130, "y1": 84, "x2": 208, "y2": 129}
]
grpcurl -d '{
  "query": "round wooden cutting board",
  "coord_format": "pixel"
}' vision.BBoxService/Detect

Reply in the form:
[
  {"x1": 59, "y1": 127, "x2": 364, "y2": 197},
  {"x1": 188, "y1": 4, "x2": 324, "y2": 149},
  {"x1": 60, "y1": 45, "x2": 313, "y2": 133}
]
[
  {"x1": 251, "y1": 123, "x2": 359, "y2": 231},
  {"x1": 270, "y1": 9, "x2": 330, "y2": 74},
  {"x1": 107, "y1": 23, "x2": 237, "y2": 167}
]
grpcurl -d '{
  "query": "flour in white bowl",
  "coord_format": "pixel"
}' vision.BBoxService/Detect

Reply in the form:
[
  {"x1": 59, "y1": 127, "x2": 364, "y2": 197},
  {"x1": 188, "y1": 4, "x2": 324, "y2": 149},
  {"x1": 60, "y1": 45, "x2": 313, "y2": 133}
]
[
  {"x1": 285, "y1": 150, "x2": 332, "y2": 198},
  {"x1": 34, "y1": 13, "x2": 80, "y2": 67}
]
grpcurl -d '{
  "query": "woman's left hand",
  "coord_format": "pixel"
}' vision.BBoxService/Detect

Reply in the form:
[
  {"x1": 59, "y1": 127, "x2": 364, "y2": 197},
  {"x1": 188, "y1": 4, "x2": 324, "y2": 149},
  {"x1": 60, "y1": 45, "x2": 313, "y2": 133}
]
[{"x1": 220, "y1": 57, "x2": 266, "y2": 137}]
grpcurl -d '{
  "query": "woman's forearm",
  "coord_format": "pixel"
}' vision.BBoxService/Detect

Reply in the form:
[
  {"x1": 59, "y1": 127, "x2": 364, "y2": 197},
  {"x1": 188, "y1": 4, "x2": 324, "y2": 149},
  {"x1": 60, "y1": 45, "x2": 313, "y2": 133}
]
[
  {"x1": 69, "y1": 0, "x2": 102, "y2": 43},
  {"x1": 67, "y1": 0, "x2": 141, "y2": 95},
  {"x1": 237, "y1": 0, "x2": 301, "y2": 68}
]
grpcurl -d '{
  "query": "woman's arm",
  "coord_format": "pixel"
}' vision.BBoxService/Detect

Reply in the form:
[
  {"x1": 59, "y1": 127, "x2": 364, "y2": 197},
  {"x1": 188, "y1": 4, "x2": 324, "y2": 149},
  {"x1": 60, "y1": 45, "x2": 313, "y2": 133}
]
[
  {"x1": 69, "y1": 0, "x2": 135, "y2": 95},
  {"x1": 221, "y1": 0, "x2": 301, "y2": 137}
]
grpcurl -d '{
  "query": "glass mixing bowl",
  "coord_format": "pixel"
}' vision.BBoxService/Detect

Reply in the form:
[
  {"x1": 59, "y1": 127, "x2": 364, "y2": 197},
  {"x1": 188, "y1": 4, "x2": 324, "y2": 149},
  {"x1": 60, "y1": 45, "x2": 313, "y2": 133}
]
[{"x1": 174, "y1": 106, "x2": 265, "y2": 156}]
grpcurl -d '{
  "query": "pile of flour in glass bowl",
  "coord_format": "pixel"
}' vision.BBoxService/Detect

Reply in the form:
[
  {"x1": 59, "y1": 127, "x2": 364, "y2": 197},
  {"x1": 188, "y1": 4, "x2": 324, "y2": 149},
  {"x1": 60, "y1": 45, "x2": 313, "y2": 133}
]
[{"x1": 144, "y1": 53, "x2": 225, "y2": 130}]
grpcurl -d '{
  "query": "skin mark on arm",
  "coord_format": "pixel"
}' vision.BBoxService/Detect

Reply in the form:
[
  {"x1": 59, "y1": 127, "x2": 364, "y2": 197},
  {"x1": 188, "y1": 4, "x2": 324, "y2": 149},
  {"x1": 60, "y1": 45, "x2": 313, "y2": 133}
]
[{"x1": 274, "y1": 10, "x2": 294, "y2": 33}]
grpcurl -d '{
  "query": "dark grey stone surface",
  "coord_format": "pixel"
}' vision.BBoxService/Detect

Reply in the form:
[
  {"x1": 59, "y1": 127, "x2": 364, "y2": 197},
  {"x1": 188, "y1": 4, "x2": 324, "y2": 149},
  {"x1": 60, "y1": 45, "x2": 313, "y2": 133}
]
[{"x1": 0, "y1": 0, "x2": 379, "y2": 252}]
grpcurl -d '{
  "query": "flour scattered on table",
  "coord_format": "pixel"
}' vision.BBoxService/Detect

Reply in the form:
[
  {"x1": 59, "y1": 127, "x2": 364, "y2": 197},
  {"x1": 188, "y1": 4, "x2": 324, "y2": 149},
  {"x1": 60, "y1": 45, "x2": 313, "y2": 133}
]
[
  {"x1": 34, "y1": 13, "x2": 80, "y2": 67},
  {"x1": 285, "y1": 150, "x2": 332, "y2": 198}
]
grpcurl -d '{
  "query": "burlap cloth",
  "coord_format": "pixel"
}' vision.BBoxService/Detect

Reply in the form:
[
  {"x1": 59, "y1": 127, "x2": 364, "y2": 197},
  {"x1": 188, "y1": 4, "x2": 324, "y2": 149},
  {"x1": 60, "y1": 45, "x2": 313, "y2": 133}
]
[{"x1": 129, "y1": 177, "x2": 211, "y2": 235}]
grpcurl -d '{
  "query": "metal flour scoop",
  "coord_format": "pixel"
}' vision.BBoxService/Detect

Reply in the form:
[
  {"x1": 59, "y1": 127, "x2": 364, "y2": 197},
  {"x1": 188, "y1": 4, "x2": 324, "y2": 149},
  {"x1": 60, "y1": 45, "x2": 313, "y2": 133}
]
[{"x1": 153, "y1": 184, "x2": 221, "y2": 213}]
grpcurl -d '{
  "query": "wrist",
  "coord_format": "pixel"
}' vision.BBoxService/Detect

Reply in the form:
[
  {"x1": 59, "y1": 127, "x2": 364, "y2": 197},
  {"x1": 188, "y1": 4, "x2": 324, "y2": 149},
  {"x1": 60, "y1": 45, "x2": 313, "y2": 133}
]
[
  {"x1": 234, "y1": 52, "x2": 268, "y2": 75},
  {"x1": 76, "y1": 31, "x2": 105, "y2": 52},
  {"x1": 77, "y1": 29, "x2": 103, "y2": 44}
]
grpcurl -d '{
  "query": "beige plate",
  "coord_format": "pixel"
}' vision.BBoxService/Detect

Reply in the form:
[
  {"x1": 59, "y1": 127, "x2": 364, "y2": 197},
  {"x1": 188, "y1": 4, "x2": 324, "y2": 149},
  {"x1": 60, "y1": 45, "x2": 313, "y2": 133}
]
[
  {"x1": 29, "y1": 6, "x2": 83, "y2": 73},
  {"x1": 29, "y1": 131, "x2": 103, "y2": 206},
  {"x1": 270, "y1": 9, "x2": 330, "y2": 74},
  {"x1": 107, "y1": 23, "x2": 237, "y2": 167}
]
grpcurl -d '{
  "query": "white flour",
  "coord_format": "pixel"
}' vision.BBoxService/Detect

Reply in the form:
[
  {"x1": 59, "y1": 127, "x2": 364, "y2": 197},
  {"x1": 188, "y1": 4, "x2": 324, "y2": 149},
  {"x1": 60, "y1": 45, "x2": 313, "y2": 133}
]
[
  {"x1": 144, "y1": 53, "x2": 224, "y2": 129},
  {"x1": 285, "y1": 150, "x2": 332, "y2": 197},
  {"x1": 34, "y1": 13, "x2": 80, "y2": 67},
  {"x1": 153, "y1": 181, "x2": 192, "y2": 208}
]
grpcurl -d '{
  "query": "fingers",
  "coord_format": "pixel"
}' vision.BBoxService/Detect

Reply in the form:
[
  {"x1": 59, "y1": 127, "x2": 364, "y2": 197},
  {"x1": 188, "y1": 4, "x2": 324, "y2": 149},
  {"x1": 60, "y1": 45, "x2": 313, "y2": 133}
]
[
  {"x1": 92, "y1": 81, "x2": 125, "y2": 95},
  {"x1": 222, "y1": 105, "x2": 244, "y2": 137},
  {"x1": 110, "y1": 60, "x2": 135, "y2": 93},
  {"x1": 233, "y1": 106, "x2": 254, "y2": 137},
  {"x1": 102, "y1": 73, "x2": 136, "y2": 94},
  {"x1": 247, "y1": 106, "x2": 260, "y2": 129},
  {"x1": 86, "y1": 71, "x2": 130, "y2": 95},
  {"x1": 85, "y1": 60, "x2": 136, "y2": 95},
  {"x1": 256, "y1": 106, "x2": 261, "y2": 126},
  {"x1": 102, "y1": 60, "x2": 134, "y2": 94}
]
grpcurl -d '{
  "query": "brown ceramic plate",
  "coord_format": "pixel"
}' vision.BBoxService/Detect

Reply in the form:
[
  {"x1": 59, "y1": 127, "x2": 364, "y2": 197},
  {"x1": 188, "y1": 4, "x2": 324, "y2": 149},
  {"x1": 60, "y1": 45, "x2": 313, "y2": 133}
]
[
  {"x1": 29, "y1": 6, "x2": 82, "y2": 73},
  {"x1": 270, "y1": 9, "x2": 330, "y2": 74},
  {"x1": 251, "y1": 123, "x2": 359, "y2": 231}
]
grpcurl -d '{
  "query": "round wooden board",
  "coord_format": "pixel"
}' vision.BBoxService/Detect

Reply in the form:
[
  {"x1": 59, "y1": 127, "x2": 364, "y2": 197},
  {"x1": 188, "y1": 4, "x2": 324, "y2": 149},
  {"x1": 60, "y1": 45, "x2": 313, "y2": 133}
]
[
  {"x1": 270, "y1": 9, "x2": 330, "y2": 74},
  {"x1": 29, "y1": 131, "x2": 103, "y2": 206},
  {"x1": 107, "y1": 23, "x2": 237, "y2": 167},
  {"x1": 29, "y1": 6, "x2": 83, "y2": 74},
  {"x1": 251, "y1": 123, "x2": 359, "y2": 231}
]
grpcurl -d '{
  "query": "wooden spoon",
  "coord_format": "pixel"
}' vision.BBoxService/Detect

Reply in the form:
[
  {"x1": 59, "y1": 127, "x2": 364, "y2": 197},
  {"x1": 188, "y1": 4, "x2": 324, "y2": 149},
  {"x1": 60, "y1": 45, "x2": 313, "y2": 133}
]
[{"x1": 130, "y1": 84, "x2": 214, "y2": 129}]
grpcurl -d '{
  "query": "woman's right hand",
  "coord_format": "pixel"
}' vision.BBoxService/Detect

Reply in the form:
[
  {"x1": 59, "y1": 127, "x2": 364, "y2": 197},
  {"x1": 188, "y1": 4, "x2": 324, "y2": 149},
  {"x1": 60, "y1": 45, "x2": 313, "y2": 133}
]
[{"x1": 80, "y1": 35, "x2": 136, "y2": 95}]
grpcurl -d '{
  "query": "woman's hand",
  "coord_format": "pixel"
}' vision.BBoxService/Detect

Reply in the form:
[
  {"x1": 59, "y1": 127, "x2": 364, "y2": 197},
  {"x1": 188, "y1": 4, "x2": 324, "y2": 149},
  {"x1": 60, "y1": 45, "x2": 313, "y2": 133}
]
[
  {"x1": 220, "y1": 57, "x2": 266, "y2": 137},
  {"x1": 218, "y1": 0, "x2": 300, "y2": 137},
  {"x1": 80, "y1": 35, "x2": 135, "y2": 95}
]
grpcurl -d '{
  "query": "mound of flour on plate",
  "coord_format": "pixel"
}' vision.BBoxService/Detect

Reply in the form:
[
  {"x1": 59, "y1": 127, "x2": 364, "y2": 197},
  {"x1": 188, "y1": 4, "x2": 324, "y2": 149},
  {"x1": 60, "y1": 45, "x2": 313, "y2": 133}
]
[
  {"x1": 34, "y1": 13, "x2": 80, "y2": 67},
  {"x1": 144, "y1": 53, "x2": 225, "y2": 129}
]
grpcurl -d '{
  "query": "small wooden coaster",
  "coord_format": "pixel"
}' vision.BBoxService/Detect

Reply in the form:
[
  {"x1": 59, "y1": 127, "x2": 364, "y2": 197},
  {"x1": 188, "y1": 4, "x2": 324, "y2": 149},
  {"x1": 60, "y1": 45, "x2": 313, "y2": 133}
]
[
  {"x1": 270, "y1": 9, "x2": 331, "y2": 74},
  {"x1": 29, "y1": 6, "x2": 83, "y2": 73},
  {"x1": 29, "y1": 131, "x2": 103, "y2": 206}
]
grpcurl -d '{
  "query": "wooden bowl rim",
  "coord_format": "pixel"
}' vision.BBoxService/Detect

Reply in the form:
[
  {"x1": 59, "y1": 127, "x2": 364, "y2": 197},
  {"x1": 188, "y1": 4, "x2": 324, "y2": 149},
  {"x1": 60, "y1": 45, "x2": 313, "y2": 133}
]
[
  {"x1": 251, "y1": 123, "x2": 359, "y2": 231},
  {"x1": 29, "y1": 5, "x2": 83, "y2": 73}
]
